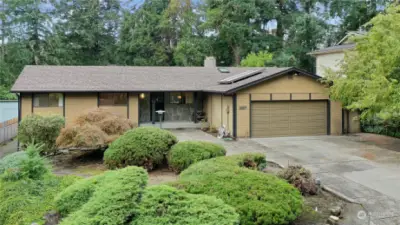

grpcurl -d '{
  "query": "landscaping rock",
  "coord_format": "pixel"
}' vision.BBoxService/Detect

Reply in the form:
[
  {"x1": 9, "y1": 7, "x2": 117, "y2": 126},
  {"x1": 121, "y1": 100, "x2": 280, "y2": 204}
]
[
  {"x1": 44, "y1": 210, "x2": 60, "y2": 225},
  {"x1": 327, "y1": 215, "x2": 340, "y2": 225},
  {"x1": 329, "y1": 205, "x2": 342, "y2": 216}
]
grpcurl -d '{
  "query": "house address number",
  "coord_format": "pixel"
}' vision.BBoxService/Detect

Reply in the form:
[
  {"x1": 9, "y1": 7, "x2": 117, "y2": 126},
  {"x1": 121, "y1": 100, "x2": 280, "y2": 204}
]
[{"x1": 239, "y1": 106, "x2": 247, "y2": 110}]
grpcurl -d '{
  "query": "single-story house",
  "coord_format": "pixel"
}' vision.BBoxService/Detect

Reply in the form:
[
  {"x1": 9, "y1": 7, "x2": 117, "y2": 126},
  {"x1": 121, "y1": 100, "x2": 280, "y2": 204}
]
[{"x1": 11, "y1": 58, "x2": 360, "y2": 138}]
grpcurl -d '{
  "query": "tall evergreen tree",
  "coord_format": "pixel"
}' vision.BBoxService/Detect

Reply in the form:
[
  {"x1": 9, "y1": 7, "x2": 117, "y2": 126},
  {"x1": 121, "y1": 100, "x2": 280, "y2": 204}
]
[{"x1": 54, "y1": 0, "x2": 121, "y2": 65}]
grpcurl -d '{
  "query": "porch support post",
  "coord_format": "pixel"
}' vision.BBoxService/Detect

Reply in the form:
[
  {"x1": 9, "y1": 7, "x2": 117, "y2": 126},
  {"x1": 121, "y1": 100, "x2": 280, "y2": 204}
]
[
  {"x1": 152, "y1": 99, "x2": 156, "y2": 124},
  {"x1": 193, "y1": 92, "x2": 198, "y2": 123}
]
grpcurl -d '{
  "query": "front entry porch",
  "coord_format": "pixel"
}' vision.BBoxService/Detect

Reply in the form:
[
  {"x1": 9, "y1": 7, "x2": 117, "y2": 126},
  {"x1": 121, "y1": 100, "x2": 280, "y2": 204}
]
[
  {"x1": 140, "y1": 121, "x2": 205, "y2": 129},
  {"x1": 138, "y1": 91, "x2": 205, "y2": 128}
]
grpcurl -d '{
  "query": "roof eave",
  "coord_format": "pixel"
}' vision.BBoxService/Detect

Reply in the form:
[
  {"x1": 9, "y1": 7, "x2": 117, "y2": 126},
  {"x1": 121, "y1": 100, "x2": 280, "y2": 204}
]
[{"x1": 223, "y1": 67, "x2": 322, "y2": 94}]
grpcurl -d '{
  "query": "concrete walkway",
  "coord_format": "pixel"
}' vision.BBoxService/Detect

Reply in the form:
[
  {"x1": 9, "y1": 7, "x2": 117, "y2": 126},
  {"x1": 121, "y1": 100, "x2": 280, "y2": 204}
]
[
  {"x1": 173, "y1": 130, "x2": 400, "y2": 225},
  {"x1": 0, "y1": 140, "x2": 18, "y2": 158}
]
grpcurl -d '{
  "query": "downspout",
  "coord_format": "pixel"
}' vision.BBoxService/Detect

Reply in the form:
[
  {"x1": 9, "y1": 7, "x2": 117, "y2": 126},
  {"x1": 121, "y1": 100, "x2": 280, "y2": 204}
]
[
  {"x1": 233, "y1": 94, "x2": 237, "y2": 138},
  {"x1": 220, "y1": 94, "x2": 223, "y2": 127},
  {"x1": 17, "y1": 93, "x2": 21, "y2": 151}
]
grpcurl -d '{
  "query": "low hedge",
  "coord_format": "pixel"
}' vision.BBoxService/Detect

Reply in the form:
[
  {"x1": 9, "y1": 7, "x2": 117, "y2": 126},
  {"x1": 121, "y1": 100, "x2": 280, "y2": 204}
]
[
  {"x1": 104, "y1": 127, "x2": 178, "y2": 170},
  {"x1": 0, "y1": 175, "x2": 79, "y2": 225},
  {"x1": 57, "y1": 166, "x2": 148, "y2": 225},
  {"x1": 168, "y1": 141, "x2": 226, "y2": 172},
  {"x1": 18, "y1": 114, "x2": 65, "y2": 154},
  {"x1": 173, "y1": 154, "x2": 303, "y2": 225},
  {"x1": 132, "y1": 185, "x2": 239, "y2": 225}
]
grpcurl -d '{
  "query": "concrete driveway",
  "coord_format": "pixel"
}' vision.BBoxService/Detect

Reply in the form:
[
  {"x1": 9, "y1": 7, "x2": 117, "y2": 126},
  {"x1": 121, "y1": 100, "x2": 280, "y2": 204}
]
[
  {"x1": 173, "y1": 130, "x2": 400, "y2": 225},
  {"x1": 252, "y1": 135, "x2": 400, "y2": 225}
]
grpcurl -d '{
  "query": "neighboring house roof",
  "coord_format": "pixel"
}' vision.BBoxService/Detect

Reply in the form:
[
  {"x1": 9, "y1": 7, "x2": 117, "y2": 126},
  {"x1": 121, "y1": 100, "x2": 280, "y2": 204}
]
[
  {"x1": 337, "y1": 30, "x2": 366, "y2": 45},
  {"x1": 308, "y1": 43, "x2": 355, "y2": 56},
  {"x1": 11, "y1": 66, "x2": 321, "y2": 94}
]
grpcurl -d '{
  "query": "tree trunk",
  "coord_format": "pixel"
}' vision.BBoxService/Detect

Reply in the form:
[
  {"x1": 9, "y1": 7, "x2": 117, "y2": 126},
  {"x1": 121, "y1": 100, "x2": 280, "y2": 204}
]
[
  {"x1": 275, "y1": 0, "x2": 285, "y2": 49},
  {"x1": 233, "y1": 45, "x2": 241, "y2": 66}
]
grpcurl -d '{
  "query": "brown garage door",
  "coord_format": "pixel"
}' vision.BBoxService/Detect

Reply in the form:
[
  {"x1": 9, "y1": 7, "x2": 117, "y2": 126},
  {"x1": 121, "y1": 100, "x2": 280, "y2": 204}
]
[{"x1": 251, "y1": 101, "x2": 327, "y2": 137}]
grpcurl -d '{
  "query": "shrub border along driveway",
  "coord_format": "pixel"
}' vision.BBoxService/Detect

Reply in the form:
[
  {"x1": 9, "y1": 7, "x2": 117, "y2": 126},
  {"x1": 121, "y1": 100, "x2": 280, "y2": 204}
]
[{"x1": 172, "y1": 130, "x2": 400, "y2": 225}]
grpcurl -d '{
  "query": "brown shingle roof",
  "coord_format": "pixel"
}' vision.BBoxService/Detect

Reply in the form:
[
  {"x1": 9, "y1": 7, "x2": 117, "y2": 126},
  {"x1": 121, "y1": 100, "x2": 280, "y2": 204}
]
[{"x1": 11, "y1": 66, "x2": 319, "y2": 93}]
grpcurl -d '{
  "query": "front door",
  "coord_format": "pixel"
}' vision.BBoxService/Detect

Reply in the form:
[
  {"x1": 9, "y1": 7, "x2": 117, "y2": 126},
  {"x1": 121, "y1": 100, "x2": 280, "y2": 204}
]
[{"x1": 150, "y1": 92, "x2": 165, "y2": 123}]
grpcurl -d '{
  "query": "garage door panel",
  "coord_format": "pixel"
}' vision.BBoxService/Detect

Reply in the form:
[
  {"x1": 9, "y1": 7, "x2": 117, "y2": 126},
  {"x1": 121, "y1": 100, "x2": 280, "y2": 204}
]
[{"x1": 251, "y1": 101, "x2": 327, "y2": 137}]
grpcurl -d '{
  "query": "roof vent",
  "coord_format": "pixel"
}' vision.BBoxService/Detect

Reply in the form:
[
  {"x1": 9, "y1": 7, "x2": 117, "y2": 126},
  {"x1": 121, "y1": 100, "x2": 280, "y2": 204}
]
[
  {"x1": 218, "y1": 68, "x2": 230, "y2": 73},
  {"x1": 218, "y1": 68, "x2": 265, "y2": 84}
]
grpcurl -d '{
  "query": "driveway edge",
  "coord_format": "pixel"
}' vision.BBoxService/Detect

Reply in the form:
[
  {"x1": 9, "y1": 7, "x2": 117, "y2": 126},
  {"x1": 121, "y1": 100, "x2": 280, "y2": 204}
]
[{"x1": 322, "y1": 185, "x2": 359, "y2": 204}]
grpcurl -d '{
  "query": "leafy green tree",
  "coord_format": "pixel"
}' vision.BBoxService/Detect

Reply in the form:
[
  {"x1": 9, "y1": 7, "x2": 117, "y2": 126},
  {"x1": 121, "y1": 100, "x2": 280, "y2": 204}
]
[
  {"x1": 326, "y1": 0, "x2": 392, "y2": 42},
  {"x1": 241, "y1": 51, "x2": 273, "y2": 67},
  {"x1": 326, "y1": 4, "x2": 400, "y2": 121},
  {"x1": 284, "y1": 14, "x2": 327, "y2": 71},
  {"x1": 54, "y1": 0, "x2": 121, "y2": 65},
  {"x1": 118, "y1": 0, "x2": 170, "y2": 66},
  {"x1": 204, "y1": 0, "x2": 279, "y2": 65}
]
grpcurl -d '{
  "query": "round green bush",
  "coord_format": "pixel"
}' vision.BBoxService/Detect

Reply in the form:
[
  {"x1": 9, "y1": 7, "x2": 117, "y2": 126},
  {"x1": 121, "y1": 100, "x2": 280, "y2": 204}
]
[
  {"x1": 173, "y1": 154, "x2": 304, "y2": 225},
  {"x1": 168, "y1": 141, "x2": 226, "y2": 172},
  {"x1": 18, "y1": 114, "x2": 65, "y2": 154},
  {"x1": 132, "y1": 185, "x2": 239, "y2": 225},
  {"x1": 103, "y1": 127, "x2": 178, "y2": 170},
  {"x1": 57, "y1": 166, "x2": 148, "y2": 225}
]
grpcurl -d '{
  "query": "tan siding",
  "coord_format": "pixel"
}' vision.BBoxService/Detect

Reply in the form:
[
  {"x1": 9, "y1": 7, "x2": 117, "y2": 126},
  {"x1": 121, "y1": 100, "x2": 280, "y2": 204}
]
[
  {"x1": 33, "y1": 107, "x2": 63, "y2": 116},
  {"x1": 292, "y1": 93, "x2": 309, "y2": 100},
  {"x1": 238, "y1": 75, "x2": 328, "y2": 95},
  {"x1": 316, "y1": 52, "x2": 344, "y2": 77},
  {"x1": 236, "y1": 93, "x2": 250, "y2": 137},
  {"x1": 251, "y1": 94, "x2": 270, "y2": 101},
  {"x1": 271, "y1": 93, "x2": 290, "y2": 100},
  {"x1": 21, "y1": 93, "x2": 32, "y2": 119},
  {"x1": 349, "y1": 111, "x2": 361, "y2": 133},
  {"x1": 222, "y1": 96, "x2": 233, "y2": 134},
  {"x1": 129, "y1": 93, "x2": 139, "y2": 126},
  {"x1": 99, "y1": 106, "x2": 128, "y2": 118},
  {"x1": 210, "y1": 94, "x2": 222, "y2": 129},
  {"x1": 330, "y1": 101, "x2": 342, "y2": 135},
  {"x1": 65, "y1": 93, "x2": 98, "y2": 125}
]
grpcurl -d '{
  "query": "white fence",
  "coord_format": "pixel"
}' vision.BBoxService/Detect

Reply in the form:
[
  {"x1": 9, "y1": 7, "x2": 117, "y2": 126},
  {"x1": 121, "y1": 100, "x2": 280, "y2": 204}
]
[{"x1": 0, "y1": 118, "x2": 18, "y2": 144}]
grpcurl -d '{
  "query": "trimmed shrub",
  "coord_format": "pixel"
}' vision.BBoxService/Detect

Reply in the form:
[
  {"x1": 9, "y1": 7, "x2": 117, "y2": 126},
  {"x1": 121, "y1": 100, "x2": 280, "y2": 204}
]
[
  {"x1": 56, "y1": 109, "x2": 136, "y2": 149},
  {"x1": 0, "y1": 143, "x2": 51, "y2": 181},
  {"x1": 57, "y1": 166, "x2": 148, "y2": 225},
  {"x1": 104, "y1": 127, "x2": 178, "y2": 170},
  {"x1": 18, "y1": 114, "x2": 65, "y2": 154},
  {"x1": 132, "y1": 185, "x2": 239, "y2": 225},
  {"x1": 74, "y1": 108, "x2": 136, "y2": 135},
  {"x1": 56, "y1": 124, "x2": 108, "y2": 149},
  {"x1": 173, "y1": 154, "x2": 303, "y2": 225},
  {"x1": 277, "y1": 165, "x2": 318, "y2": 195},
  {"x1": 55, "y1": 176, "x2": 103, "y2": 216},
  {"x1": 168, "y1": 141, "x2": 226, "y2": 172},
  {"x1": 0, "y1": 175, "x2": 79, "y2": 225}
]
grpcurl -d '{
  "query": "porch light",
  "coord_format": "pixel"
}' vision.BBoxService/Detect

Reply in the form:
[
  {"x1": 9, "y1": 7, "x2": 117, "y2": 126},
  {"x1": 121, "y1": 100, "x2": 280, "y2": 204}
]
[{"x1": 140, "y1": 93, "x2": 145, "y2": 99}]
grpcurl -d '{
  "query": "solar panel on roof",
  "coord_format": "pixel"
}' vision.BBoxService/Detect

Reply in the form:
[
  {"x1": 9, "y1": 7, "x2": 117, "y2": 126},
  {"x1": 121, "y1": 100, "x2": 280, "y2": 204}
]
[
  {"x1": 218, "y1": 68, "x2": 230, "y2": 73},
  {"x1": 218, "y1": 68, "x2": 265, "y2": 84}
]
